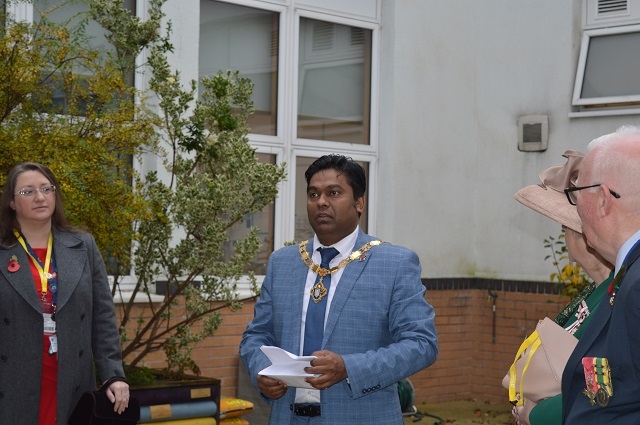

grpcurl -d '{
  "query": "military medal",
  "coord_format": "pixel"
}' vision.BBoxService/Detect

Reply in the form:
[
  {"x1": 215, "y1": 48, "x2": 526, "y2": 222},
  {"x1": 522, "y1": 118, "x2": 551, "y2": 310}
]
[
  {"x1": 596, "y1": 388, "x2": 609, "y2": 407},
  {"x1": 594, "y1": 357, "x2": 612, "y2": 407},
  {"x1": 300, "y1": 240, "x2": 383, "y2": 303},
  {"x1": 582, "y1": 357, "x2": 613, "y2": 407}
]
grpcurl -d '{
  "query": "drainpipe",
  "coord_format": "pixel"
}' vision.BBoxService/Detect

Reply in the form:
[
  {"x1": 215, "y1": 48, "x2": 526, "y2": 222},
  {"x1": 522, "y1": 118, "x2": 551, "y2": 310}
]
[{"x1": 488, "y1": 289, "x2": 498, "y2": 343}]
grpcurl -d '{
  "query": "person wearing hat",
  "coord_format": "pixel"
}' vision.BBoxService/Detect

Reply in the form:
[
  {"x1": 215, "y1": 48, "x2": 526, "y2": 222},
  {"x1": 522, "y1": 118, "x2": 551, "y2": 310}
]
[
  {"x1": 509, "y1": 150, "x2": 614, "y2": 425},
  {"x1": 561, "y1": 126, "x2": 640, "y2": 424}
]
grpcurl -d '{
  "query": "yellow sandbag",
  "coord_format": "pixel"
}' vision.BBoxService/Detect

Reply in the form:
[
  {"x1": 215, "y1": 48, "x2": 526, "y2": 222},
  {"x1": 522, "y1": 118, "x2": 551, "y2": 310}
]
[
  {"x1": 220, "y1": 417, "x2": 249, "y2": 425},
  {"x1": 219, "y1": 397, "x2": 254, "y2": 419}
]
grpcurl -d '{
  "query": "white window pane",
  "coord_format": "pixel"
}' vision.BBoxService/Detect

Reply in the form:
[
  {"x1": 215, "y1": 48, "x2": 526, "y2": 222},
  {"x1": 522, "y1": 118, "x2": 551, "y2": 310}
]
[
  {"x1": 199, "y1": 1, "x2": 278, "y2": 136},
  {"x1": 33, "y1": 0, "x2": 134, "y2": 56},
  {"x1": 583, "y1": 31, "x2": 640, "y2": 98},
  {"x1": 33, "y1": 0, "x2": 135, "y2": 114},
  {"x1": 297, "y1": 18, "x2": 371, "y2": 144},
  {"x1": 573, "y1": 26, "x2": 640, "y2": 107}
]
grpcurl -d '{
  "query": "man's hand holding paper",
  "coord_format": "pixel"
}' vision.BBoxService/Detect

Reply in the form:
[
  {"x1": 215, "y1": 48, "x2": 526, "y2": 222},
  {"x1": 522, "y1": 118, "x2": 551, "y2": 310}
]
[
  {"x1": 258, "y1": 346, "x2": 317, "y2": 389},
  {"x1": 303, "y1": 350, "x2": 349, "y2": 391}
]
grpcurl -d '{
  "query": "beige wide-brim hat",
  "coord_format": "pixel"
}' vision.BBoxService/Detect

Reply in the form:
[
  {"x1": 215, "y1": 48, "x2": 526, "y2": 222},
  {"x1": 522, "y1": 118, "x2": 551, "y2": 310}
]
[{"x1": 514, "y1": 150, "x2": 583, "y2": 234}]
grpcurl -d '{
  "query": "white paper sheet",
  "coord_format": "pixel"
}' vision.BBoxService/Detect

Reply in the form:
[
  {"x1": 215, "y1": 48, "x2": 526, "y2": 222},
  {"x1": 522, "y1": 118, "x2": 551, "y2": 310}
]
[{"x1": 258, "y1": 346, "x2": 317, "y2": 389}]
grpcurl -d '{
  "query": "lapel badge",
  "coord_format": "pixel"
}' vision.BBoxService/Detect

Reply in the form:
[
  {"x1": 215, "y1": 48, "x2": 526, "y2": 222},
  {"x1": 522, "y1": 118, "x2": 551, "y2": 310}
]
[
  {"x1": 7, "y1": 255, "x2": 20, "y2": 272},
  {"x1": 359, "y1": 253, "x2": 367, "y2": 262}
]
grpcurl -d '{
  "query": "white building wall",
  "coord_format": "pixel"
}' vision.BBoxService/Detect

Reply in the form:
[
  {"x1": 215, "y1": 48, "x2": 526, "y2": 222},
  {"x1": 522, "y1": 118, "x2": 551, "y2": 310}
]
[
  {"x1": 158, "y1": 0, "x2": 638, "y2": 283},
  {"x1": 378, "y1": 0, "x2": 636, "y2": 281}
]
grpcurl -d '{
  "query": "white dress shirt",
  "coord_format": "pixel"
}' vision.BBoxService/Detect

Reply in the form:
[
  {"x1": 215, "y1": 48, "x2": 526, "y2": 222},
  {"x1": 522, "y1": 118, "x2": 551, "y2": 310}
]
[{"x1": 295, "y1": 226, "x2": 360, "y2": 403}]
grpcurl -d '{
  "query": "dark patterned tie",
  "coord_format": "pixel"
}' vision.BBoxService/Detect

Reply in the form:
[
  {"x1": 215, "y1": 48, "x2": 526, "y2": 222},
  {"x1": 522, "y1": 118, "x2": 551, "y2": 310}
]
[{"x1": 303, "y1": 247, "x2": 339, "y2": 356}]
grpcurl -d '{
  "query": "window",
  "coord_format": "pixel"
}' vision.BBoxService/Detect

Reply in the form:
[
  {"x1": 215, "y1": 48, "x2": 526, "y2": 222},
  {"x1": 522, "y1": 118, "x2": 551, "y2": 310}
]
[
  {"x1": 297, "y1": 18, "x2": 372, "y2": 144},
  {"x1": 572, "y1": 24, "x2": 640, "y2": 108},
  {"x1": 199, "y1": 1, "x2": 379, "y2": 274},
  {"x1": 199, "y1": 1, "x2": 279, "y2": 136},
  {"x1": 33, "y1": 0, "x2": 135, "y2": 48},
  {"x1": 32, "y1": 0, "x2": 136, "y2": 115}
]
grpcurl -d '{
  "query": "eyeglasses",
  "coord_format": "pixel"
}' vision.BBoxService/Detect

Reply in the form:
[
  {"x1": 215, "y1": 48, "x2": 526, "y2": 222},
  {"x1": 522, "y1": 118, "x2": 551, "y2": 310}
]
[
  {"x1": 564, "y1": 184, "x2": 620, "y2": 206},
  {"x1": 14, "y1": 185, "x2": 56, "y2": 197}
]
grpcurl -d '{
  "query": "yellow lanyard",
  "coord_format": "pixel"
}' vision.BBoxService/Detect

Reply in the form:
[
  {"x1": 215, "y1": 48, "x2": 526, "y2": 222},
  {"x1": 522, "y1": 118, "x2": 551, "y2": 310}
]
[
  {"x1": 508, "y1": 330, "x2": 542, "y2": 406},
  {"x1": 15, "y1": 231, "x2": 53, "y2": 297}
]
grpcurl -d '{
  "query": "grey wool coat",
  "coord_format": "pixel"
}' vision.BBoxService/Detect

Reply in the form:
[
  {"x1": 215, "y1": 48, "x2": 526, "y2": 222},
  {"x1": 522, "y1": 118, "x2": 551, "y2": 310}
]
[{"x1": 0, "y1": 229, "x2": 125, "y2": 424}]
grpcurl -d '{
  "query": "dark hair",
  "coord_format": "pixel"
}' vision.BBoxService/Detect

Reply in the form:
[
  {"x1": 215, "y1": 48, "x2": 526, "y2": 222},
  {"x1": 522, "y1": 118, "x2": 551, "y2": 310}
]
[
  {"x1": 305, "y1": 154, "x2": 366, "y2": 200},
  {"x1": 0, "y1": 162, "x2": 73, "y2": 247}
]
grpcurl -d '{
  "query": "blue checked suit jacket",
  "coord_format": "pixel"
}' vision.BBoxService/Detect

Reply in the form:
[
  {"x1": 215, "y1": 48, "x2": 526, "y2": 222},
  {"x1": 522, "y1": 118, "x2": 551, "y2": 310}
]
[
  {"x1": 240, "y1": 230, "x2": 438, "y2": 425},
  {"x1": 562, "y1": 243, "x2": 640, "y2": 424}
]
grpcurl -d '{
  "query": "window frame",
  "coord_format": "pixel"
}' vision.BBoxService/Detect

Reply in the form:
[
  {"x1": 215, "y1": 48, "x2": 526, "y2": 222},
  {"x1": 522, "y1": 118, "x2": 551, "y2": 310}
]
[
  {"x1": 229, "y1": 4, "x2": 381, "y2": 250},
  {"x1": 572, "y1": 24, "x2": 640, "y2": 108}
]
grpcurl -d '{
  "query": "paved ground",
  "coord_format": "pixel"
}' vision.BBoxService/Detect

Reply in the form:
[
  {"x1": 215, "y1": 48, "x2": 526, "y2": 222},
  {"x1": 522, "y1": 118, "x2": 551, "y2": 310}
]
[
  {"x1": 237, "y1": 361, "x2": 513, "y2": 425},
  {"x1": 403, "y1": 400, "x2": 514, "y2": 425},
  {"x1": 237, "y1": 398, "x2": 513, "y2": 424}
]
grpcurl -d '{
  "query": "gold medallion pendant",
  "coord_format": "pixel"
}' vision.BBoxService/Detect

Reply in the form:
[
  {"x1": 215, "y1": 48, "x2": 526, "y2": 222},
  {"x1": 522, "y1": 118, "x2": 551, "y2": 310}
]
[
  {"x1": 310, "y1": 279, "x2": 328, "y2": 303},
  {"x1": 299, "y1": 240, "x2": 383, "y2": 303}
]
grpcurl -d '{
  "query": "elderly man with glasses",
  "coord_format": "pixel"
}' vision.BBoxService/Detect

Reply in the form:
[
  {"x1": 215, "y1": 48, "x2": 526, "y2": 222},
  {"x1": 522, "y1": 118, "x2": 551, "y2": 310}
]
[{"x1": 561, "y1": 125, "x2": 640, "y2": 425}]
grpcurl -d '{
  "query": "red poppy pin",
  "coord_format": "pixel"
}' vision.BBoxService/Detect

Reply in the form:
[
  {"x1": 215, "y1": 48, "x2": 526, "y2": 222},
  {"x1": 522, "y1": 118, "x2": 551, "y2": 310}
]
[{"x1": 8, "y1": 255, "x2": 20, "y2": 272}]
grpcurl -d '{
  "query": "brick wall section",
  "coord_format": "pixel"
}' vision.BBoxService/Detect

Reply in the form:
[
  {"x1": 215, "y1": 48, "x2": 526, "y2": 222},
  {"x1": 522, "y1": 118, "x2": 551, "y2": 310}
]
[
  {"x1": 117, "y1": 301, "x2": 257, "y2": 396},
  {"x1": 117, "y1": 279, "x2": 570, "y2": 404},
  {"x1": 408, "y1": 284, "x2": 566, "y2": 404}
]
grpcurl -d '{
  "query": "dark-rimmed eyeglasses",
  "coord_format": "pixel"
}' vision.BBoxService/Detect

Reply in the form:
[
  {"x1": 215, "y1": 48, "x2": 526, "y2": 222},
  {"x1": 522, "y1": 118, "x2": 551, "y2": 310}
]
[
  {"x1": 564, "y1": 184, "x2": 620, "y2": 206},
  {"x1": 14, "y1": 185, "x2": 56, "y2": 197}
]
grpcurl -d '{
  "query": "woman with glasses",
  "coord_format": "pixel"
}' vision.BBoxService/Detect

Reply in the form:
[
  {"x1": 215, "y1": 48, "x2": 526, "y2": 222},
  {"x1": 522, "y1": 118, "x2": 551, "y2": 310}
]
[
  {"x1": 507, "y1": 151, "x2": 614, "y2": 425},
  {"x1": 0, "y1": 162, "x2": 130, "y2": 425}
]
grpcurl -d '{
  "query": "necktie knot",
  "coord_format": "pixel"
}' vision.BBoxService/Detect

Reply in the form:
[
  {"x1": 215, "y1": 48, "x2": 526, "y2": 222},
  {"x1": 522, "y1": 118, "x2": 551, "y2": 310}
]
[{"x1": 318, "y1": 247, "x2": 339, "y2": 268}]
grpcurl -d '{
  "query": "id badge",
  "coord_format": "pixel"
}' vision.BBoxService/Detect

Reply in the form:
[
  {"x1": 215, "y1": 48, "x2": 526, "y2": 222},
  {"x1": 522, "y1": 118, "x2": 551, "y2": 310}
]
[
  {"x1": 48, "y1": 335, "x2": 58, "y2": 355},
  {"x1": 43, "y1": 313, "x2": 56, "y2": 334}
]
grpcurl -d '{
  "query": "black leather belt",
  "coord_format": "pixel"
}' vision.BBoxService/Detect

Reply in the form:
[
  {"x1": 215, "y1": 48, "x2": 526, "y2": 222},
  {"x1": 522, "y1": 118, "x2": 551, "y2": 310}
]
[{"x1": 291, "y1": 403, "x2": 321, "y2": 417}]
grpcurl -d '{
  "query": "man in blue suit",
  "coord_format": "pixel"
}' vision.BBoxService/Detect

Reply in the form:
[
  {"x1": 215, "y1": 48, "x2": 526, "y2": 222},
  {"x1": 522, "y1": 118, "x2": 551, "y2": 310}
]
[
  {"x1": 240, "y1": 154, "x2": 438, "y2": 424},
  {"x1": 562, "y1": 125, "x2": 640, "y2": 424}
]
